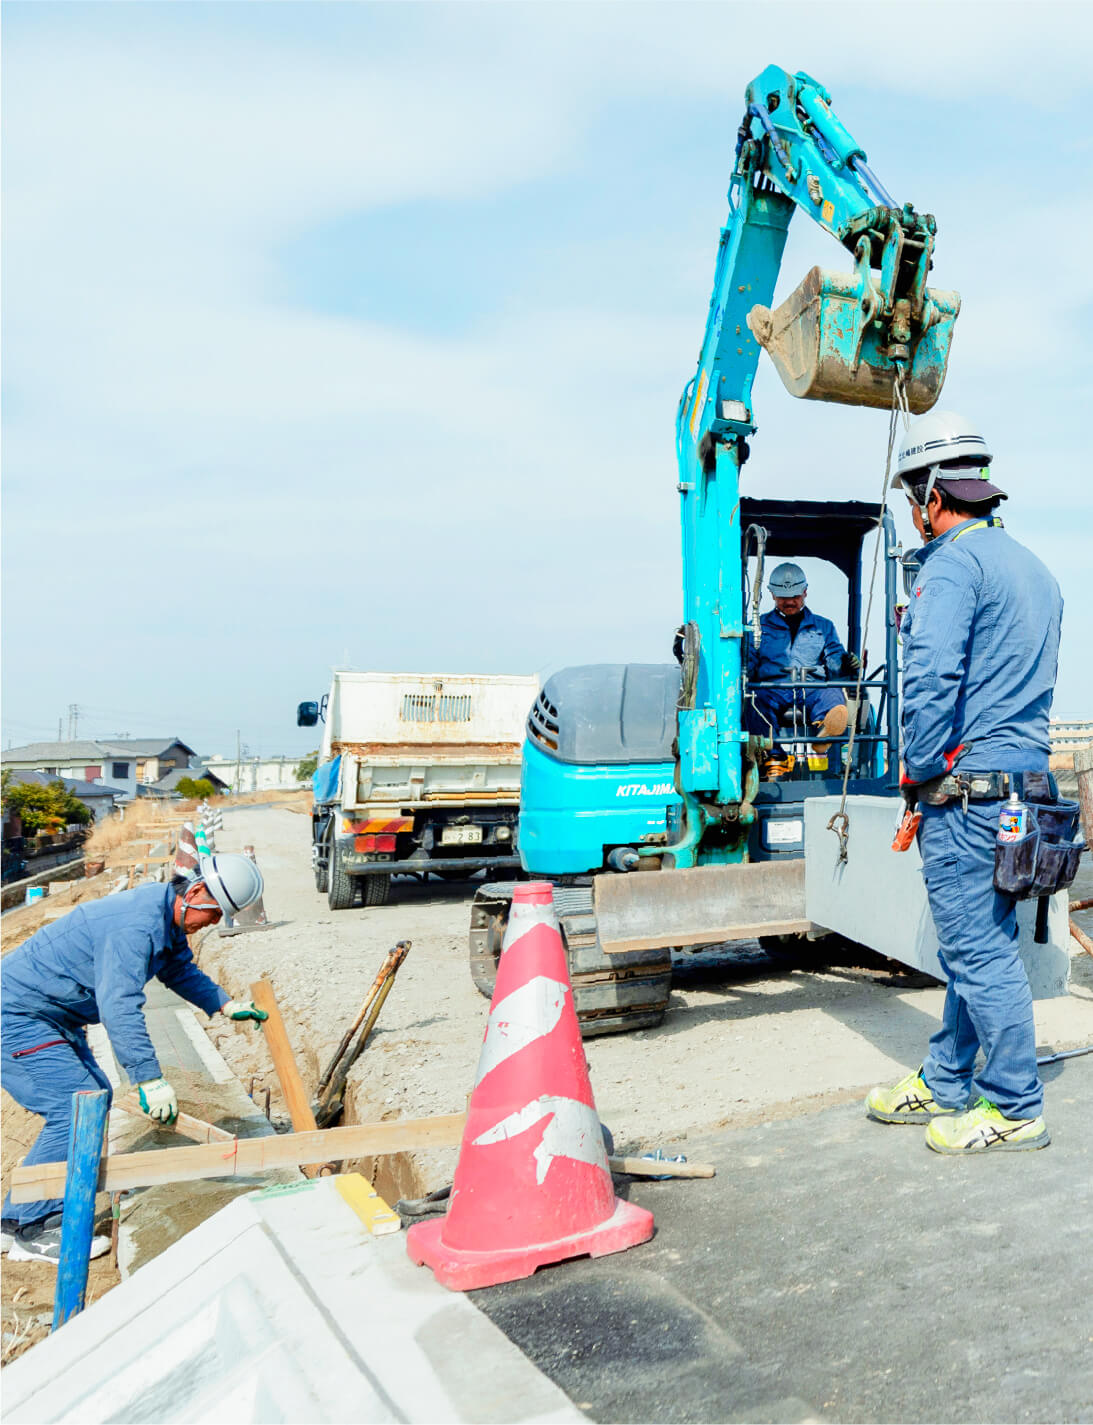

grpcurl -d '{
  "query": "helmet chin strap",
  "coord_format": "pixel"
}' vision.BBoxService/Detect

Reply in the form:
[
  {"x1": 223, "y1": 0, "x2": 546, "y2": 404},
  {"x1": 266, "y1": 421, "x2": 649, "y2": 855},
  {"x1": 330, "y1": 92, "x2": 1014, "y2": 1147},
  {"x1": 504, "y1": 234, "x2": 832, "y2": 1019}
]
[{"x1": 919, "y1": 464, "x2": 941, "y2": 541}]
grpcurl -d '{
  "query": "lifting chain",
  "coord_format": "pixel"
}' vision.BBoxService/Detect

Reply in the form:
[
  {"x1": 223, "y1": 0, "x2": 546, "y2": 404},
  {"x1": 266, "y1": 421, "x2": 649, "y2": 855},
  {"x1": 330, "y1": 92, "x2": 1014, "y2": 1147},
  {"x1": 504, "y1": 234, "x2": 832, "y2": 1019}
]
[{"x1": 826, "y1": 369, "x2": 910, "y2": 864}]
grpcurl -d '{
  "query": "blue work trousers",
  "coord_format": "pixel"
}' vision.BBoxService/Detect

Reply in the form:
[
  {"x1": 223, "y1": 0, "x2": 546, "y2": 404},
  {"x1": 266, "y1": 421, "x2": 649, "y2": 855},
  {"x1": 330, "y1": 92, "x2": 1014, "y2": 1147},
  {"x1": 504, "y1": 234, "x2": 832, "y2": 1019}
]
[
  {"x1": 918, "y1": 801, "x2": 1042, "y2": 1119},
  {"x1": 746, "y1": 685, "x2": 843, "y2": 755},
  {"x1": 2, "y1": 1013, "x2": 113, "y2": 1226}
]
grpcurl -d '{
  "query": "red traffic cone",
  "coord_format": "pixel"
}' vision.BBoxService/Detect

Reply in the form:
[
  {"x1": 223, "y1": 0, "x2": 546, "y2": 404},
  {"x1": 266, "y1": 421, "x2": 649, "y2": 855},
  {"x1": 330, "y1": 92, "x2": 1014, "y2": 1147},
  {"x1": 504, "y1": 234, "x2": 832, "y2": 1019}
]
[{"x1": 407, "y1": 881, "x2": 654, "y2": 1290}]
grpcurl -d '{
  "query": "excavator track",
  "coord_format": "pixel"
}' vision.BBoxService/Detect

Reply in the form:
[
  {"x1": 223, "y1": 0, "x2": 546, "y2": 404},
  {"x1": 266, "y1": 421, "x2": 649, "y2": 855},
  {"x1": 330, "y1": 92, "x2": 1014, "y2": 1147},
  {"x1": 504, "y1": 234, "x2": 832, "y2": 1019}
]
[{"x1": 468, "y1": 881, "x2": 672, "y2": 1038}]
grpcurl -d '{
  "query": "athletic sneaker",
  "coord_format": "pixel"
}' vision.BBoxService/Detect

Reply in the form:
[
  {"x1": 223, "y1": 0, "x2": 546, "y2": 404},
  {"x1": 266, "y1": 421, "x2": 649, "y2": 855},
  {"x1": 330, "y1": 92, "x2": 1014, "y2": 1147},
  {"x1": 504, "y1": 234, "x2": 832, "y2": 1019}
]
[
  {"x1": 1, "y1": 1218, "x2": 19, "y2": 1253},
  {"x1": 866, "y1": 1066, "x2": 963, "y2": 1124},
  {"x1": 925, "y1": 1097, "x2": 1050, "y2": 1154},
  {"x1": 7, "y1": 1212, "x2": 112, "y2": 1265}
]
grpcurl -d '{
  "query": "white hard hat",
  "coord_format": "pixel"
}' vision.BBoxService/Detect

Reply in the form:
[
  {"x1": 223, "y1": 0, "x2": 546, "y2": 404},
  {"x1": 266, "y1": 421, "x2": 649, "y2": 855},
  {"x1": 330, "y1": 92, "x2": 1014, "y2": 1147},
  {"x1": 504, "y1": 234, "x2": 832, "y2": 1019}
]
[
  {"x1": 893, "y1": 410, "x2": 998, "y2": 492},
  {"x1": 768, "y1": 562, "x2": 808, "y2": 597},
  {"x1": 198, "y1": 853, "x2": 263, "y2": 919}
]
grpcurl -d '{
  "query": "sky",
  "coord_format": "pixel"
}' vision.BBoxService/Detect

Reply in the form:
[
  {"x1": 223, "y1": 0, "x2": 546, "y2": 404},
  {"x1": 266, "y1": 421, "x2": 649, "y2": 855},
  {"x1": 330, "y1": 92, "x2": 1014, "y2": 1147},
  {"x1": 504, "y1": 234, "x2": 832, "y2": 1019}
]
[{"x1": 3, "y1": 0, "x2": 1091, "y2": 760}]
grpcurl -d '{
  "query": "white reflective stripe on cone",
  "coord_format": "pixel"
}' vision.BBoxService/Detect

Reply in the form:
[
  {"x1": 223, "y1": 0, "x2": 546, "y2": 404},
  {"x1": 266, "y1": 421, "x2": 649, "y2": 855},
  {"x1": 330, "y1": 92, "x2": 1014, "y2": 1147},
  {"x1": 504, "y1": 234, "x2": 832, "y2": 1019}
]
[
  {"x1": 501, "y1": 898, "x2": 559, "y2": 950},
  {"x1": 473, "y1": 1096, "x2": 609, "y2": 1185},
  {"x1": 474, "y1": 977, "x2": 569, "y2": 1084}
]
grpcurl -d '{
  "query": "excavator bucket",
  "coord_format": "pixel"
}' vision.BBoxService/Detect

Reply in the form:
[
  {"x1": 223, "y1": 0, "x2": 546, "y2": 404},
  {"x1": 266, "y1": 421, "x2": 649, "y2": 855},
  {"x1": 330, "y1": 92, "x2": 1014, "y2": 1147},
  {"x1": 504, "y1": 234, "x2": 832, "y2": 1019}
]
[
  {"x1": 594, "y1": 860, "x2": 809, "y2": 955},
  {"x1": 748, "y1": 266, "x2": 960, "y2": 414}
]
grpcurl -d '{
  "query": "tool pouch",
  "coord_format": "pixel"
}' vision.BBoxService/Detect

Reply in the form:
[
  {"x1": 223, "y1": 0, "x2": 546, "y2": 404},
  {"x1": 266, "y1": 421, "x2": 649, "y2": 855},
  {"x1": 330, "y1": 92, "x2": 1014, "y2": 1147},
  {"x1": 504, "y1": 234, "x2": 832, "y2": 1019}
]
[{"x1": 993, "y1": 797, "x2": 1084, "y2": 899}]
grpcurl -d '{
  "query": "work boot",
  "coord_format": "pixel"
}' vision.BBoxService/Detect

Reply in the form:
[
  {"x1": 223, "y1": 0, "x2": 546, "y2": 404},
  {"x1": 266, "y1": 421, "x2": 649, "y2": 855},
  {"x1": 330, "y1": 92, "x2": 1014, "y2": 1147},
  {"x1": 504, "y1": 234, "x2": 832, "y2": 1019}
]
[
  {"x1": 762, "y1": 753, "x2": 795, "y2": 781},
  {"x1": 811, "y1": 703, "x2": 848, "y2": 753},
  {"x1": 7, "y1": 1212, "x2": 112, "y2": 1266},
  {"x1": 865, "y1": 1066, "x2": 963, "y2": 1124},
  {"x1": 925, "y1": 1097, "x2": 1050, "y2": 1154}
]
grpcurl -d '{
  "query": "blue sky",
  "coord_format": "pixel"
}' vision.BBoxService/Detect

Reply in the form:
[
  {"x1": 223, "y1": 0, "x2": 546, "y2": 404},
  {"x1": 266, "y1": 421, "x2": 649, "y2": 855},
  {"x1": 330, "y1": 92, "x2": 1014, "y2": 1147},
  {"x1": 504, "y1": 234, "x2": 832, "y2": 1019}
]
[{"x1": 3, "y1": 0, "x2": 1091, "y2": 758}]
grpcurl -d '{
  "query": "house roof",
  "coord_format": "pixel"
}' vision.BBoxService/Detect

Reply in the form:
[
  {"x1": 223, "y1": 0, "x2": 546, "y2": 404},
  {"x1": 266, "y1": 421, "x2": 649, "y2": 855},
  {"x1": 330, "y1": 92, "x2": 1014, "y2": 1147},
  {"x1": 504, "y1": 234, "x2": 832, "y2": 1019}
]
[
  {"x1": 3, "y1": 741, "x2": 113, "y2": 762},
  {"x1": 153, "y1": 765, "x2": 231, "y2": 793},
  {"x1": 4, "y1": 769, "x2": 126, "y2": 799},
  {"x1": 3, "y1": 736, "x2": 196, "y2": 764},
  {"x1": 105, "y1": 738, "x2": 197, "y2": 758}
]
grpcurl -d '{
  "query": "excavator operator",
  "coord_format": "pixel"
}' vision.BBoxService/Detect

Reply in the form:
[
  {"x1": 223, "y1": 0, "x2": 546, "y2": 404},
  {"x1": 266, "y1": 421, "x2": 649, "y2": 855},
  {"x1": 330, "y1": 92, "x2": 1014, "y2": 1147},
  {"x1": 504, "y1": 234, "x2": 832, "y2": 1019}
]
[{"x1": 746, "y1": 562, "x2": 860, "y2": 775}]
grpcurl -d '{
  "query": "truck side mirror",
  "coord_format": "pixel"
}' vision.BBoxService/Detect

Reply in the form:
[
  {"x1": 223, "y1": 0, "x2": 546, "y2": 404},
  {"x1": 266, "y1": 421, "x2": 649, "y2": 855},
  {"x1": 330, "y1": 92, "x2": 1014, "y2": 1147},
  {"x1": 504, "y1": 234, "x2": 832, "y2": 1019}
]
[{"x1": 297, "y1": 701, "x2": 319, "y2": 728}]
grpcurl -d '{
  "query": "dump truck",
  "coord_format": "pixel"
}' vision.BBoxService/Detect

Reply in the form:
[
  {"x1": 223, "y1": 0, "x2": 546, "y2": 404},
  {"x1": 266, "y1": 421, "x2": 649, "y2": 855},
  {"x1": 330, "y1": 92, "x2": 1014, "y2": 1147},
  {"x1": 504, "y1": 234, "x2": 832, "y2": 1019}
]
[{"x1": 298, "y1": 671, "x2": 537, "y2": 909}]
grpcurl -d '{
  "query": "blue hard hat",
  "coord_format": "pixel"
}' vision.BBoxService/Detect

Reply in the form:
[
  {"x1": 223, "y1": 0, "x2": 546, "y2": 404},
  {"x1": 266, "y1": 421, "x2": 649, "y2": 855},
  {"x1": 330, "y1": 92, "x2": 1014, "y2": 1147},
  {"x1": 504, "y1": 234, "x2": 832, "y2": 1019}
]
[{"x1": 768, "y1": 562, "x2": 807, "y2": 597}]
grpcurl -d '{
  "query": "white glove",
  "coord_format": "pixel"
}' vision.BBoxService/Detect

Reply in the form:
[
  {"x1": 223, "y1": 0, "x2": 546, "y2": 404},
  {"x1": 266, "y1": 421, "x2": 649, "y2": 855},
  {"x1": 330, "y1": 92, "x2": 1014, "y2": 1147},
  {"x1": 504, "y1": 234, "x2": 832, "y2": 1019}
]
[
  {"x1": 222, "y1": 999, "x2": 268, "y2": 1023},
  {"x1": 136, "y1": 1076, "x2": 178, "y2": 1124}
]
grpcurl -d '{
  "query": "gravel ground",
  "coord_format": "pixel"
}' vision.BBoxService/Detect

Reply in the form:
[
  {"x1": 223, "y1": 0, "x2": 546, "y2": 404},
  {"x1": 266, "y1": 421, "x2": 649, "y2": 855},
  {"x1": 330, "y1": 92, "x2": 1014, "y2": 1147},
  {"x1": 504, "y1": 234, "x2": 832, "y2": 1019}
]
[{"x1": 195, "y1": 805, "x2": 1093, "y2": 1200}]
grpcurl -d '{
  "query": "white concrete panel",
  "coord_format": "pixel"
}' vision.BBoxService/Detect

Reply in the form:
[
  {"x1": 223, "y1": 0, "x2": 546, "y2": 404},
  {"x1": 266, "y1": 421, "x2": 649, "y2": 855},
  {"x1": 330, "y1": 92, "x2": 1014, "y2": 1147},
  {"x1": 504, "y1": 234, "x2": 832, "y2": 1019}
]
[
  {"x1": 804, "y1": 795, "x2": 1071, "y2": 997},
  {"x1": 2, "y1": 1175, "x2": 584, "y2": 1425}
]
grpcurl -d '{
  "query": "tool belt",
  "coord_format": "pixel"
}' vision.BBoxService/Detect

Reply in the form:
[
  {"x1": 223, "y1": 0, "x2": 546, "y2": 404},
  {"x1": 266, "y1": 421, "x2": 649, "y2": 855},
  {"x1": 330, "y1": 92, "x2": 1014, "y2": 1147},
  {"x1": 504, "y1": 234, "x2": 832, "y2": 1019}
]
[{"x1": 917, "y1": 770, "x2": 1016, "y2": 807}]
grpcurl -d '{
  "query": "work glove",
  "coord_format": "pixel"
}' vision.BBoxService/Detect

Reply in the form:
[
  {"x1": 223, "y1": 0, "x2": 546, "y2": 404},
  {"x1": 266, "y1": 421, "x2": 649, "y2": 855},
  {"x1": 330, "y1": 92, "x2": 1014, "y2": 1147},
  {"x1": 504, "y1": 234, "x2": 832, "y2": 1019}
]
[
  {"x1": 136, "y1": 1077, "x2": 178, "y2": 1125},
  {"x1": 840, "y1": 652, "x2": 861, "y2": 677},
  {"x1": 222, "y1": 999, "x2": 268, "y2": 1023}
]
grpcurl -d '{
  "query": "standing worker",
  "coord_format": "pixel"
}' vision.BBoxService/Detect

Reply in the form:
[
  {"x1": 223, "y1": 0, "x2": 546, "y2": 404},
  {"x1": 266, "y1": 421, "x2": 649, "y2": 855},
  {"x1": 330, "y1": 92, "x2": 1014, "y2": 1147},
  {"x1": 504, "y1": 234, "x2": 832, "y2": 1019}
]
[
  {"x1": 1, "y1": 855, "x2": 269, "y2": 1263},
  {"x1": 866, "y1": 411, "x2": 1063, "y2": 1152}
]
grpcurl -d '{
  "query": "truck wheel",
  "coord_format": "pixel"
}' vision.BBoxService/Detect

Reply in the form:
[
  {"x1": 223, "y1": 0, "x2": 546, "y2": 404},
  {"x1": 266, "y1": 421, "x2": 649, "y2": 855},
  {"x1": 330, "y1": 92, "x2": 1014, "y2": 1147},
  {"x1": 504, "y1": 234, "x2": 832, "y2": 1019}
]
[
  {"x1": 362, "y1": 873, "x2": 391, "y2": 907},
  {"x1": 469, "y1": 882, "x2": 672, "y2": 1038},
  {"x1": 315, "y1": 849, "x2": 329, "y2": 895},
  {"x1": 327, "y1": 841, "x2": 355, "y2": 911}
]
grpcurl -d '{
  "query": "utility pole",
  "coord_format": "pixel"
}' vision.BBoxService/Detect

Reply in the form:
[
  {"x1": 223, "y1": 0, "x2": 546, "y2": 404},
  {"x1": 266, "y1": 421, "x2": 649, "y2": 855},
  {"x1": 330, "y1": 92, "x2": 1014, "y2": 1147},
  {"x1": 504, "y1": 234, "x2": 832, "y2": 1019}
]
[
  {"x1": 235, "y1": 730, "x2": 241, "y2": 797},
  {"x1": 67, "y1": 704, "x2": 80, "y2": 740},
  {"x1": 58, "y1": 718, "x2": 63, "y2": 741}
]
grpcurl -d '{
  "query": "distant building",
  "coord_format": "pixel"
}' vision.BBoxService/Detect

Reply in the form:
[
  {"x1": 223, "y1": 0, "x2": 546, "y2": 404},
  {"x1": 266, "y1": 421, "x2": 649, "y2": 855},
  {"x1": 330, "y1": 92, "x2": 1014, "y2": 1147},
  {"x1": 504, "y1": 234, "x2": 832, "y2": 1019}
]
[
  {"x1": 2, "y1": 737, "x2": 198, "y2": 801},
  {"x1": 2, "y1": 769, "x2": 126, "y2": 822},
  {"x1": 200, "y1": 755, "x2": 303, "y2": 794},
  {"x1": 149, "y1": 765, "x2": 231, "y2": 797}
]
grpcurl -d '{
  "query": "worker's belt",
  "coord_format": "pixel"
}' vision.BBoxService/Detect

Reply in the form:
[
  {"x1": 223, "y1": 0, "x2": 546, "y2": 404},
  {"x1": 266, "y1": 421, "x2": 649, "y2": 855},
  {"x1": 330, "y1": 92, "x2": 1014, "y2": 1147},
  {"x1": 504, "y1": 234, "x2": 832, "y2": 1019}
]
[
  {"x1": 918, "y1": 771, "x2": 1015, "y2": 806},
  {"x1": 918, "y1": 770, "x2": 1055, "y2": 808}
]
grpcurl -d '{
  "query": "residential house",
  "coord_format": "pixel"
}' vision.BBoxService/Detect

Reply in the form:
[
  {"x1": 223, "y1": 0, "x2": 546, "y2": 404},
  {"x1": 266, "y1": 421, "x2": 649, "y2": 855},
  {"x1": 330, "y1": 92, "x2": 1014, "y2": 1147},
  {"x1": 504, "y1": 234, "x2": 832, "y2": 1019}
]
[
  {"x1": 2, "y1": 737, "x2": 197, "y2": 801},
  {"x1": 3, "y1": 769, "x2": 126, "y2": 822}
]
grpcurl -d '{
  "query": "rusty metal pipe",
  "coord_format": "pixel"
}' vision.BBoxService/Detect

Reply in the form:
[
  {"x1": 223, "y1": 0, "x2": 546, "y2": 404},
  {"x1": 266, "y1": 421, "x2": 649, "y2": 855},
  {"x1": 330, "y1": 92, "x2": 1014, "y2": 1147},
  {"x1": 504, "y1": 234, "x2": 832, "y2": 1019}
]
[{"x1": 1070, "y1": 918, "x2": 1093, "y2": 959}]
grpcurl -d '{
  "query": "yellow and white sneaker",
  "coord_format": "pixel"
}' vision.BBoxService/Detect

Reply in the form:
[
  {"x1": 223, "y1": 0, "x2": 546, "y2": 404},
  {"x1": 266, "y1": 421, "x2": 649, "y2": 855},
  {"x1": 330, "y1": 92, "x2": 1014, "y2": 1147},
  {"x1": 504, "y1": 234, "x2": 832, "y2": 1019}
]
[
  {"x1": 866, "y1": 1067, "x2": 962, "y2": 1124},
  {"x1": 925, "y1": 1097, "x2": 1050, "y2": 1154}
]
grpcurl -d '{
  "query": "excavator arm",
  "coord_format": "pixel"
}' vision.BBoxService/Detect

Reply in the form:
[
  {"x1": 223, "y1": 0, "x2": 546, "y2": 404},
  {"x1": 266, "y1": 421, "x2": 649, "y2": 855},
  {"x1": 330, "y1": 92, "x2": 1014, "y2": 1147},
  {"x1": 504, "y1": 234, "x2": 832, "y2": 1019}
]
[{"x1": 671, "y1": 65, "x2": 959, "y2": 860}]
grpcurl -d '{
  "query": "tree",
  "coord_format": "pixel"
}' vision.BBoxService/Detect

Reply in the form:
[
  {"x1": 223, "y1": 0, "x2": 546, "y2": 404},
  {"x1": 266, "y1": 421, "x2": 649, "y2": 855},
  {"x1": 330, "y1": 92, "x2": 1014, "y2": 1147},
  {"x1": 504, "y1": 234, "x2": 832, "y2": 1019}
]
[
  {"x1": 1, "y1": 772, "x2": 92, "y2": 837},
  {"x1": 295, "y1": 751, "x2": 320, "y2": 783},
  {"x1": 175, "y1": 776, "x2": 217, "y2": 801}
]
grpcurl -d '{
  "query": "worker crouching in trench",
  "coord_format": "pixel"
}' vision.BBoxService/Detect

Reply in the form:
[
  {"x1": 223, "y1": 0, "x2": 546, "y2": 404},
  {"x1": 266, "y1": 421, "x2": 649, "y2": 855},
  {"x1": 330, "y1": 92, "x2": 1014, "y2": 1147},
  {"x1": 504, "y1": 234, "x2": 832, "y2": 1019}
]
[{"x1": 1, "y1": 856, "x2": 268, "y2": 1264}]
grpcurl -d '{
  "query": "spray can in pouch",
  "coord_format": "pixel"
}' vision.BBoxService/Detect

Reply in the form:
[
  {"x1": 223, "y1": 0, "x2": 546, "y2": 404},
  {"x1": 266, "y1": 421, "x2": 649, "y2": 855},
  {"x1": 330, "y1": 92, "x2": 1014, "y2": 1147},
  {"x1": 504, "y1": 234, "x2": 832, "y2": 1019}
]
[{"x1": 997, "y1": 792, "x2": 1028, "y2": 844}]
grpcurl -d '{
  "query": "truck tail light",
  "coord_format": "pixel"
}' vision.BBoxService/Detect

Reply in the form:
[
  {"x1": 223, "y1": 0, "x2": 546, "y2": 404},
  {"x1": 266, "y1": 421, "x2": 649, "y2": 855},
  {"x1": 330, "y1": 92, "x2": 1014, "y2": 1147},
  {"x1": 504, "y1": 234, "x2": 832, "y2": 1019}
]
[{"x1": 354, "y1": 833, "x2": 398, "y2": 853}]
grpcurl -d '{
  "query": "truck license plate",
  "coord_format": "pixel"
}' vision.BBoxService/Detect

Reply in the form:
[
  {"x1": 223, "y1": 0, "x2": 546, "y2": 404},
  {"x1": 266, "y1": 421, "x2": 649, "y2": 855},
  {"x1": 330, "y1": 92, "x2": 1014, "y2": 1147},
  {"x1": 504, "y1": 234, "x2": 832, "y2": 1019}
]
[{"x1": 441, "y1": 826, "x2": 483, "y2": 846}]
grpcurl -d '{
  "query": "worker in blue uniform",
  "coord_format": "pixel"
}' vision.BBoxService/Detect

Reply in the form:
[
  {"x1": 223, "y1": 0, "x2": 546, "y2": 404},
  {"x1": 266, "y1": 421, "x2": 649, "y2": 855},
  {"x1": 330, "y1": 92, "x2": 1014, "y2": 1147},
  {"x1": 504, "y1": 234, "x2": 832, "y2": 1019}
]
[
  {"x1": 1, "y1": 853, "x2": 269, "y2": 1263},
  {"x1": 745, "y1": 562, "x2": 859, "y2": 772},
  {"x1": 866, "y1": 410, "x2": 1063, "y2": 1153}
]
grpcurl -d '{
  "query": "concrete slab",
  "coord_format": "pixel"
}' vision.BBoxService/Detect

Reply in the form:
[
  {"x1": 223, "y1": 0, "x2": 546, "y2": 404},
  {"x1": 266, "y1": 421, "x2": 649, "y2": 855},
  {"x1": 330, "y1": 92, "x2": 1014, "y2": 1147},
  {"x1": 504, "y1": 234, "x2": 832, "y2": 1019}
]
[
  {"x1": 805, "y1": 795, "x2": 1072, "y2": 997},
  {"x1": 474, "y1": 1055, "x2": 1093, "y2": 1424},
  {"x1": 3, "y1": 1175, "x2": 585, "y2": 1424}
]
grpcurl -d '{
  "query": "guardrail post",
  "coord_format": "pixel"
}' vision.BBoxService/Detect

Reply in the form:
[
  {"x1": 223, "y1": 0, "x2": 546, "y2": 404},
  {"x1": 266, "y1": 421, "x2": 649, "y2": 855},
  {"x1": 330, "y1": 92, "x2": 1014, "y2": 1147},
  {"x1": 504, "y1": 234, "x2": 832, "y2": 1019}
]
[{"x1": 52, "y1": 1088, "x2": 110, "y2": 1332}]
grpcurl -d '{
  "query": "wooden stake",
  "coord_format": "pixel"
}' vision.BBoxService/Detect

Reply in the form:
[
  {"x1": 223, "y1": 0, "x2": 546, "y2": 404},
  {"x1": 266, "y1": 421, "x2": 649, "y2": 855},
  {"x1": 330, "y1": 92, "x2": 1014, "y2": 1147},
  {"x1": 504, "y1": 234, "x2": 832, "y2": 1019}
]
[
  {"x1": 250, "y1": 980, "x2": 317, "y2": 1133},
  {"x1": 11, "y1": 1112, "x2": 466, "y2": 1202}
]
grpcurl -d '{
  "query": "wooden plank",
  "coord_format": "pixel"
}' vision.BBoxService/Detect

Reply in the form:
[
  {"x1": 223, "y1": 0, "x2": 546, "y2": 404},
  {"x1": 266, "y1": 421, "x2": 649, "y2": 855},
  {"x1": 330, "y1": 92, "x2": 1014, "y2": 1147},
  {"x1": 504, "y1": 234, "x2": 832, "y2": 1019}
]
[
  {"x1": 251, "y1": 980, "x2": 317, "y2": 1133},
  {"x1": 114, "y1": 1093, "x2": 235, "y2": 1144},
  {"x1": 10, "y1": 1113, "x2": 466, "y2": 1202},
  {"x1": 608, "y1": 1155, "x2": 715, "y2": 1179}
]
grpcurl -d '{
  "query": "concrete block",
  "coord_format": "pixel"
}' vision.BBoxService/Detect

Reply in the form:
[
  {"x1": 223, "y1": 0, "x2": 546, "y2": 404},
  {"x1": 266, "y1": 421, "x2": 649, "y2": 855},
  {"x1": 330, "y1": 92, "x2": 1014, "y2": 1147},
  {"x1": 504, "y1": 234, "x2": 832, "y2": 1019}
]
[
  {"x1": 804, "y1": 795, "x2": 1071, "y2": 997},
  {"x1": 2, "y1": 1175, "x2": 585, "y2": 1424}
]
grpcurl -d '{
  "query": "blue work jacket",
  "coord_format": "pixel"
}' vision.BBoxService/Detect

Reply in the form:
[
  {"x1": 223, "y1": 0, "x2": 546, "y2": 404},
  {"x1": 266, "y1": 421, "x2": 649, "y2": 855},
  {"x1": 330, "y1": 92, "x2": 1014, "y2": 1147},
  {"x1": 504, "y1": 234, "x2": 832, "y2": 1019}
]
[
  {"x1": 747, "y1": 607, "x2": 846, "y2": 684},
  {"x1": 1, "y1": 883, "x2": 229, "y2": 1084},
  {"x1": 900, "y1": 518, "x2": 1062, "y2": 783}
]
